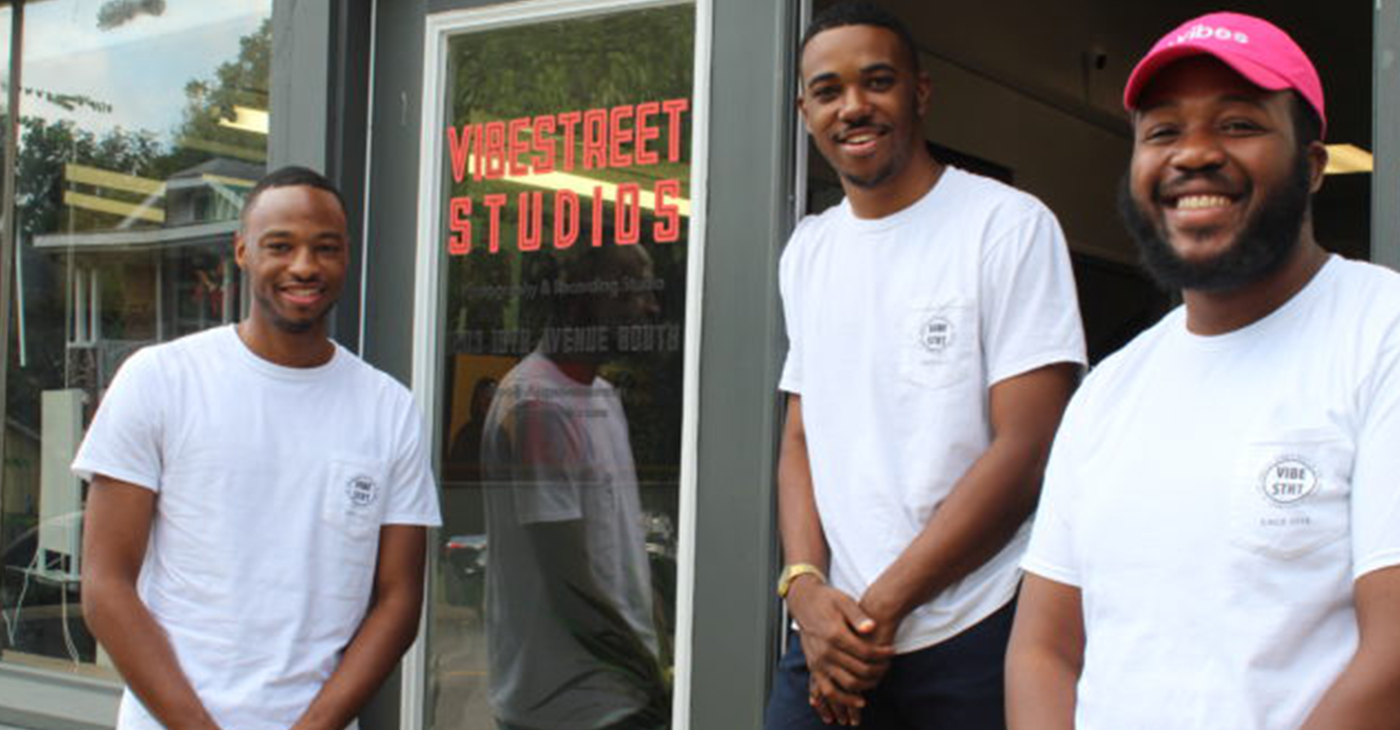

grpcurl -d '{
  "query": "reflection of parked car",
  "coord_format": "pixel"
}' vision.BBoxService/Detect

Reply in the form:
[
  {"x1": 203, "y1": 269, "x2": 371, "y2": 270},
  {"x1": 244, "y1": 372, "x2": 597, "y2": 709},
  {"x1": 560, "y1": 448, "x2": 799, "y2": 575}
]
[{"x1": 441, "y1": 534, "x2": 488, "y2": 609}]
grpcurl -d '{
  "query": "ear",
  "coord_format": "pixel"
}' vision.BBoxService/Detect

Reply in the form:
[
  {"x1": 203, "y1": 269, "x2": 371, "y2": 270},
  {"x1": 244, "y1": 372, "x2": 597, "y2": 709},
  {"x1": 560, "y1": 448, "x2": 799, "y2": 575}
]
[
  {"x1": 796, "y1": 91, "x2": 813, "y2": 133},
  {"x1": 233, "y1": 232, "x2": 249, "y2": 270},
  {"x1": 1305, "y1": 140, "x2": 1328, "y2": 194}
]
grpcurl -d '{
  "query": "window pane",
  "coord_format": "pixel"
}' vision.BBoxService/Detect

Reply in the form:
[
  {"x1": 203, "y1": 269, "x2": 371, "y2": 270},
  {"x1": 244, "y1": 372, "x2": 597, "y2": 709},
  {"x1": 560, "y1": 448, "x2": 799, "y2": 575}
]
[
  {"x1": 1, "y1": 0, "x2": 272, "y2": 673},
  {"x1": 426, "y1": 4, "x2": 696, "y2": 728}
]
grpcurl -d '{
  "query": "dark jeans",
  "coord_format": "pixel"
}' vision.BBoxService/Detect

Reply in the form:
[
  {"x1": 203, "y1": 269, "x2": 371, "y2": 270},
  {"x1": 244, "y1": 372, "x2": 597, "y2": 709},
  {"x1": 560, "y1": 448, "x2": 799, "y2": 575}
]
[{"x1": 765, "y1": 601, "x2": 1015, "y2": 730}]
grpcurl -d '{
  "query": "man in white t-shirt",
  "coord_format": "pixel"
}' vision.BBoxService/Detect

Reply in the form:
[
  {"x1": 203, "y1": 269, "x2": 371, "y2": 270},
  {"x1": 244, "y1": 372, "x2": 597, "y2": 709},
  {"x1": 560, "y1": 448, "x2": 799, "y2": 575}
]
[
  {"x1": 482, "y1": 244, "x2": 667, "y2": 730},
  {"x1": 75, "y1": 166, "x2": 442, "y2": 730},
  {"x1": 766, "y1": 4, "x2": 1085, "y2": 729},
  {"x1": 1008, "y1": 13, "x2": 1400, "y2": 730}
]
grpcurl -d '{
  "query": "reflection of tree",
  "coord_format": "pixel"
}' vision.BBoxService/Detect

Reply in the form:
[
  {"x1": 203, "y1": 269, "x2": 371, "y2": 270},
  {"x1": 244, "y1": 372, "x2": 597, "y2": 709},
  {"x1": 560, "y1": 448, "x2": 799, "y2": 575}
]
[
  {"x1": 5, "y1": 15, "x2": 269, "y2": 428},
  {"x1": 15, "y1": 118, "x2": 161, "y2": 237},
  {"x1": 443, "y1": 5, "x2": 694, "y2": 490},
  {"x1": 450, "y1": 8, "x2": 694, "y2": 123},
  {"x1": 167, "y1": 18, "x2": 270, "y2": 168}
]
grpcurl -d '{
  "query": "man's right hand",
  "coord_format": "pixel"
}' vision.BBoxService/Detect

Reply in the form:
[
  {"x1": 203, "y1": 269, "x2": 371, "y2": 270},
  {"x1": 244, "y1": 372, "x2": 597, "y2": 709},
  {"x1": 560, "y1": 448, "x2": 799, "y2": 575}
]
[{"x1": 786, "y1": 577, "x2": 895, "y2": 724}]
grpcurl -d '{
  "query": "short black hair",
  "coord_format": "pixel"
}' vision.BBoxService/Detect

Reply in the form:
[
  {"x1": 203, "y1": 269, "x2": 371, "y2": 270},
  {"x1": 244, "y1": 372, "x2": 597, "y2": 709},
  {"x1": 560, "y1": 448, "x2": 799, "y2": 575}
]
[
  {"x1": 241, "y1": 165, "x2": 347, "y2": 226},
  {"x1": 800, "y1": 2, "x2": 921, "y2": 74},
  {"x1": 1289, "y1": 92, "x2": 1323, "y2": 147}
]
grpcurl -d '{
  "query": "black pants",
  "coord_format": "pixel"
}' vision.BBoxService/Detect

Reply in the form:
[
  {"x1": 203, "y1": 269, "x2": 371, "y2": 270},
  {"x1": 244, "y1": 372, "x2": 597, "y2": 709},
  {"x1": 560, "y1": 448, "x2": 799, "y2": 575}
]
[{"x1": 764, "y1": 601, "x2": 1015, "y2": 730}]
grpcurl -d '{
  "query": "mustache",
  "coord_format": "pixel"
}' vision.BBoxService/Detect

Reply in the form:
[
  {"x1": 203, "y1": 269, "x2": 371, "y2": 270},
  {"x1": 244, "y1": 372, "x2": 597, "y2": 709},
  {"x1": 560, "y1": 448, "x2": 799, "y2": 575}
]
[
  {"x1": 1153, "y1": 169, "x2": 1246, "y2": 202},
  {"x1": 835, "y1": 121, "x2": 891, "y2": 141}
]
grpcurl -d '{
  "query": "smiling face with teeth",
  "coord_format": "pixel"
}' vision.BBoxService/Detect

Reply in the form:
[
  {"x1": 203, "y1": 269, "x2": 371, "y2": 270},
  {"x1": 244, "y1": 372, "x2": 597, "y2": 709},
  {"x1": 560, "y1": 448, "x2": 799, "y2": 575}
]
[
  {"x1": 235, "y1": 185, "x2": 349, "y2": 348},
  {"x1": 799, "y1": 24, "x2": 938, "y2": 215},
  {"x1": 1122, "y1": 56, "x2": 1327, "y2": 292}
]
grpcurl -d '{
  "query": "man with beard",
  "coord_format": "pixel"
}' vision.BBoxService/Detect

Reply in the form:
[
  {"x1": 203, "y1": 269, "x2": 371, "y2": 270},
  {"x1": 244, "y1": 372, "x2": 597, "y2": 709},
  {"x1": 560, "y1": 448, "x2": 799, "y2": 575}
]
[
  {"x1": 76, "y1": 166, "x2": 442, "y2": 730},
  {"x1": 767, "y1": 3, "x2": 1084, "y2": 728},
  {"x1": 1007, "y1": 12, "x2": 1400, "y2": 730}
]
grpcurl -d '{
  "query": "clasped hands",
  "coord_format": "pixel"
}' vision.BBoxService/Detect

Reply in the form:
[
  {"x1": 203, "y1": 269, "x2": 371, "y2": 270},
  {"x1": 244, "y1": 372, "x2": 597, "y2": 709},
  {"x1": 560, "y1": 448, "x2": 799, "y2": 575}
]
[{"x1": 786, "y1": 578, "x2": 901, "y2": 727}]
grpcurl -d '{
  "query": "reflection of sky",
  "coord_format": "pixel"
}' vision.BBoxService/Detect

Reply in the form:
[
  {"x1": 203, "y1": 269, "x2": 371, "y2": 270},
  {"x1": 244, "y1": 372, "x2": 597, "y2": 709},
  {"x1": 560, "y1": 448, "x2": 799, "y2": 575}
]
[{"x1": 19, "y1": 0, "x2": 270, "y2": 143}]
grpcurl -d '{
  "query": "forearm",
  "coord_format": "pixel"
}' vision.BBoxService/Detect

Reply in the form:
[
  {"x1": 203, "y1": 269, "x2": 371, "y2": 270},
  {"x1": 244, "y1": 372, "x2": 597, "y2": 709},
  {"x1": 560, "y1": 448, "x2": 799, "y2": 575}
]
[
  {"x1": 83, "y1": 579, "x2": 221, "y2": 730},
  {"x1": 1298, "y1": 660, "x2": 1400, "y2": 730},
  {"x1": 1005, "y1": 574, "x2": 1083, "y2": 730},
  {"x1": 1005, "y1": 641, "x2": 1079, "y2": 730},
  {"x1": 862, "y1": 431, "x2": 1044, "y2": 620},
  {"x1": 289, "y1": 586, "x2": 424, "y2": 730},
  {"x1": 777, "y1": 395, "x2": 828, "y2": 573}
]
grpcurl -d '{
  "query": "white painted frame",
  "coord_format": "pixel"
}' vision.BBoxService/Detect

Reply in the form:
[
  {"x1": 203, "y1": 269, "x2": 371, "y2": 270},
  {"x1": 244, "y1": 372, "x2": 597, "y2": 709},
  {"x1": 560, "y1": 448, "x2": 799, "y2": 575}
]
[{"x1": 407, "y1": 1, "x2": 712, "y2": 728}]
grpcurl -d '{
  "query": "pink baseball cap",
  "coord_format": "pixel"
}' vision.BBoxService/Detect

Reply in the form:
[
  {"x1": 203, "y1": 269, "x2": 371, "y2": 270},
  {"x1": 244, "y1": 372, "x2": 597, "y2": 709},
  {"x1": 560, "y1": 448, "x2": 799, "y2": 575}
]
[{"x1": 1123, "y1": 12, "x2": 1326, "y2": 138}]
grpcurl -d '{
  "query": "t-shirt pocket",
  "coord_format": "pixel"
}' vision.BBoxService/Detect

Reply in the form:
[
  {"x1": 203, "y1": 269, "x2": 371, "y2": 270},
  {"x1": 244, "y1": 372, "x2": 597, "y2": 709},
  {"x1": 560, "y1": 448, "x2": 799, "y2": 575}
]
[
  {"x1": 1229, "y1": 429, "x2": 1353, "y2": 559},
  {"x1": 322, "y1": 457, "x2": 390, "y2": 546},
  {"x1": 898, "y1": 301, "x2": 975, "y2": 390}
]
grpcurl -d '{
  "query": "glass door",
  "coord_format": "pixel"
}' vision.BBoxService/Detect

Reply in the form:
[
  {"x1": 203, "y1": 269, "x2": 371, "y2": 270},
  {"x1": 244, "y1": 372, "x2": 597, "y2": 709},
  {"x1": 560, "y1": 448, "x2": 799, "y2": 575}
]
[{"x1": 414, "y1": 2, "x2": 701, "y2": 728}]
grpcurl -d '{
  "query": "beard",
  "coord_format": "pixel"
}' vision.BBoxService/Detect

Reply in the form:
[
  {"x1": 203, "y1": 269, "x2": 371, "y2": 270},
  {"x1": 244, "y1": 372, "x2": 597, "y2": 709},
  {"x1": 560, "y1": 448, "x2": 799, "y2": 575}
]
[{"x1": 1117, "y1": 151, "x2": 1312, "y2": 292}]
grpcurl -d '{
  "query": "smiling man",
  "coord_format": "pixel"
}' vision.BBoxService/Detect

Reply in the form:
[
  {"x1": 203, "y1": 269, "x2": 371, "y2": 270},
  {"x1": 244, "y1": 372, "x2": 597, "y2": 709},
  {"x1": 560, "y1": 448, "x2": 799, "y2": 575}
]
[
  {"x1": 1007, "y1": 13, "x2": 1400, "y2": 730},
  {"x1": 75, "y1": 166, "x2": 442, "y2": 730},
  {"x1": 767, "y1": 3, "x2": 1084, "y2": 729}
]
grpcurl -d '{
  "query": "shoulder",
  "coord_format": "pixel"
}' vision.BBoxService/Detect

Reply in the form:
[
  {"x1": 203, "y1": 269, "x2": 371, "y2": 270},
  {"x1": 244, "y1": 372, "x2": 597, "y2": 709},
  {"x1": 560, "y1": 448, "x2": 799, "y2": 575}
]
[
  {"x1": 781, "y1": 202, "x2": 848, "y2": 269},
  {"x1": 113, "y1": 326, "x2": 232, "y2": 382},
  {"x1": 1073, "y1": 308, "x2": 1181, "y2": 407},
  {"x1": 940, "y1": 167, "x2": 1057, "y2": 234},
  {"x1": 1325, "y1": 257, "x2": 1400, "y2": 314},
  {"x1": 334, "y1": 348, "x2": 420, "y2": 414}
]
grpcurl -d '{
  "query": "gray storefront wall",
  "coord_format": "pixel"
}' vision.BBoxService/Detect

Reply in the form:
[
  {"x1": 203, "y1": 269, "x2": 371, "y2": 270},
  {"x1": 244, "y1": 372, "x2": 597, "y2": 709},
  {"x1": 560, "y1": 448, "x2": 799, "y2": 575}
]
[{"x1": 0, "y1": 0, "x2": 1396, "y2": 729}]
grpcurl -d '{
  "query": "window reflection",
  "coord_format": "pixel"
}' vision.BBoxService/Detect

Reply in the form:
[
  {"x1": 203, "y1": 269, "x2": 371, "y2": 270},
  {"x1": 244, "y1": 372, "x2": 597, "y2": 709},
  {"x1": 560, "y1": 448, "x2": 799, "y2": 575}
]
[
  {"x1": 1, "y1": 0, "x2": 271, "y2": 673},
  {"x1": 429, "y1": 5, "x2": 694, "y2": 728}
]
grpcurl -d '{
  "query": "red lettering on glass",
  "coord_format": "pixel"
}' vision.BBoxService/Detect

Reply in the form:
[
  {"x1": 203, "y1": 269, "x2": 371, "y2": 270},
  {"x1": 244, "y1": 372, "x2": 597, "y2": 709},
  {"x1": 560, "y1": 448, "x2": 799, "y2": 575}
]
[
  {"x1": 554, "y1": 189, "x2": 579, "y2": 249},
  {"x1": 582, "y1": 109, "x2": 608, "y2": 169},
  {"x1": 615, "y1": 184, "x2": 641, "y2": 245},
  {"x1": 518, "y1": 191, "x2": 544, "y2": 251},
  {"x1": 448, "y1": 196, "x2": 472, "y2": 255},
  {"x1": 508, "y1": 117, "x2": 531, "y2": 177},
  {"x1": 634, "y1": 101, "x2": 660, "y2": 166},
  {"x1": 662, "y1": 98, "x2": 689, "y2": 162},
  {"x1": 558, "y1": 111, "x2": 582, "y2": 171},
  {"x1": 532, "y1": 116, "x2": 557, "y2": 174},
  {"x1": 483, "y1": 121, "x2": 508, "y2": 179},
  {"x1": 591, "y1": 187, "x2": 604, "y2": 246},
  {"x1": 609, "y1": 105, "x2": 634, "y2": 169},
  {"x1": 447, "y1": 126, "x2": 473, "y2": 183},
  {"x1": 483, "y1": 193, "x2": 507, "y2": 253},
  {"x1": 653, "y1": 179, "x2": 681, "y2": 243}
]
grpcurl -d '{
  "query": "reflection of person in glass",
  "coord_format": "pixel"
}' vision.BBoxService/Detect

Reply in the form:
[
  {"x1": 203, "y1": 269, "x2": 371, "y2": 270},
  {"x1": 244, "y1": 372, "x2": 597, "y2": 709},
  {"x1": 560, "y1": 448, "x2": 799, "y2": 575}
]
[
  {"x1": 448, "y1": 376, "x2": 498, "y2": 483},
  {"x1": 482, "y1": 243, "x2": 667, "y2": 730}
]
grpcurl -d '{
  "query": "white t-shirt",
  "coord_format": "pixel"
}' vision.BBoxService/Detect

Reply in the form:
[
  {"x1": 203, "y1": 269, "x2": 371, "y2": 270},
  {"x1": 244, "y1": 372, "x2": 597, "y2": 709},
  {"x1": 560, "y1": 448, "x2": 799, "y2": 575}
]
[
  {"x1": 779, "y1": 166, "x2": 1086, "y2": 652},
  {"x1": 1024, "y1": 256, "x2": 1400, "y2": 730},
  {"x1": 71, "y1": 325, "x2": 442, "y2": 730},
  {"x1": 481, "y1": 351, "x2": 659, "y2": 730}
]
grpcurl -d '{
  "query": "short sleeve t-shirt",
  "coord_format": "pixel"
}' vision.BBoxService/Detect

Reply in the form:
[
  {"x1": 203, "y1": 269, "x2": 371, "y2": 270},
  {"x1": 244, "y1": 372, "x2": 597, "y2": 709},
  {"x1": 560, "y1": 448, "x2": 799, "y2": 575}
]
[
  {"x1": 72, "y1": 325, "x2": 442, "y2": 730},
  {"x1": 779, "y1": 166, "x2": 1086, "y2": 651},
  {"x1": 1025, "y1": 257, "x2": 1400, "y2": 729}
]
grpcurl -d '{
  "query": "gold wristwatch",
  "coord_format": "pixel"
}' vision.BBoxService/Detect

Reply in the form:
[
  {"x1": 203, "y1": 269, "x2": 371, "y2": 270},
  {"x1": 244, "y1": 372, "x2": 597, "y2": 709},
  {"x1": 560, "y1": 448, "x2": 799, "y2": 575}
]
[{"x1": 776, "y1": 563, "x2": 826, "y2": 599}]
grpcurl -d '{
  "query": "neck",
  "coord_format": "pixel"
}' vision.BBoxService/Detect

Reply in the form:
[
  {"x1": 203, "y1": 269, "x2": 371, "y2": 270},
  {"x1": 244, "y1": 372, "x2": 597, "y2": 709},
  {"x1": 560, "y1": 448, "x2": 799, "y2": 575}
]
[
  {"x1": 236, "y1": 316, "x2": 335, "y2": 368},
  {"x1": 1182, "y1": 233, "x2": 1328, "y2": 336},
  {"x1": 844, "y1": 147, "x2": 944, "y2": 220}
]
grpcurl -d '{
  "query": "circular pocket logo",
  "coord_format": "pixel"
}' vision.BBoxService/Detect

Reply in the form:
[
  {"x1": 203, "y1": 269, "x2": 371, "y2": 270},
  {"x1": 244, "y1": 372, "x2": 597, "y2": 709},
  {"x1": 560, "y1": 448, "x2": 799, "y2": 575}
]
[
  {"x1": 920, "y1": 316, "x2": 954, "y2": 353},
  {"x1": 346, "y1": 475, "x2": 378, "y2": 507},
  {"x1": 1259, "y1": 456, "x2": 1318, "y2": 505}
]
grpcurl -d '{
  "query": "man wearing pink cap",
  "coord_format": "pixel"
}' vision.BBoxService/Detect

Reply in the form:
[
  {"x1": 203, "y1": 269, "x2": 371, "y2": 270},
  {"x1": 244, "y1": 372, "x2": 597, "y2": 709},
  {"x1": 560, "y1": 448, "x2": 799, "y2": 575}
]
[{"x1": 1007, "y1": 12, "x2": 1400, "y2": 730}]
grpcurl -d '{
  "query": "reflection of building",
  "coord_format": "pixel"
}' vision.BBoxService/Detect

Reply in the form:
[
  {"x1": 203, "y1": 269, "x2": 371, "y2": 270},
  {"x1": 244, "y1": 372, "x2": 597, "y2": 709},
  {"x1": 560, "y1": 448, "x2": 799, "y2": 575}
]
[{"x1": 31, "y1": 158, "x2": 256, "y2": 397}]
